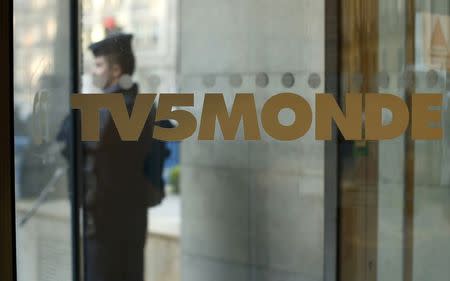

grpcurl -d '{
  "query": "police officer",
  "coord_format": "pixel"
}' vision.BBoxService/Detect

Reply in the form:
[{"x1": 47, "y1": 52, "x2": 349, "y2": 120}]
[{"x1": 58, "y1": 33, "x2": 162, "y2": 281}]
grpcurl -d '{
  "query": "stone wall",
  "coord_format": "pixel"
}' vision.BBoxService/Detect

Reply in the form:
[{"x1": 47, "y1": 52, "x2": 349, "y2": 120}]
[{"x1": 179, "y1": 1, "x2": 325, "y2": 281}]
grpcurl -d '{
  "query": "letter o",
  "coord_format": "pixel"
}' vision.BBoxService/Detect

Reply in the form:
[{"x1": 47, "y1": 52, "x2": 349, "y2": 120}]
[{"x1": 261, "y1": 93, "x2": 312, "y2": 140}]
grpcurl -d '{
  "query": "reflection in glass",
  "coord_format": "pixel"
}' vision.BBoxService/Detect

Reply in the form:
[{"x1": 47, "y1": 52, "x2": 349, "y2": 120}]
[{"x1": 13, "y1": 1, "x2": 73, "y2": 281}]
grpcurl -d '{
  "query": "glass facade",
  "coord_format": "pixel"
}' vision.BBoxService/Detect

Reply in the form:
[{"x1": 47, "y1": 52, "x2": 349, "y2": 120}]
[
  {"x1": 13, "y1": 1, "x2": 74, "y2": 281},
  {"x1": 9, "y1": 1, "x2": 450, "y2": 281},
  {"x1": 339, "y1": 1, "x2": 450, "y2": 281},
  {"x1": 412, "y1": 2, "x2": 450, "y2": 280}
]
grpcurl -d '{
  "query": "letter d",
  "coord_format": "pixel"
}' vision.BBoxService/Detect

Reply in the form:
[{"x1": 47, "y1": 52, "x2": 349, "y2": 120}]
[{"x1": 365, "y1": 93, "x2": 409, "y2": 140}]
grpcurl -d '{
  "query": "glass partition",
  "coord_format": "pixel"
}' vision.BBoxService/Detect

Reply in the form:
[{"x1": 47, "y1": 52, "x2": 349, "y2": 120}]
[
  {"x1": 13, "y1": 1, "x2": 75, "y2": 281},
  {"x1": 413, "y1": 1, "x2": 450, "y2": 280},
  {"x1": 339, "y1": 1, "x2": 450, "y2": 281},
  {"x1": 79, "y1": 1, "x2": 326, "y2": 281}
]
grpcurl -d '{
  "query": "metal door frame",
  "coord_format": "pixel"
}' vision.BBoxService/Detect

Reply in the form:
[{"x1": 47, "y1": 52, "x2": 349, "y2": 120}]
[
  {"x1": 324, "y1": 0, "x2": 341, "y2": 281},
  {"x1": 0, "y1": 1, "x2": 16, "y2": 281}
]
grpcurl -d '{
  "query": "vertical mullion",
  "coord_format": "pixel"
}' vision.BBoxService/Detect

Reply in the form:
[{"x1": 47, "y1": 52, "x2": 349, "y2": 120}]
[
  {"x1": 0, "y1": 1, "x2": 15, "y2": 281},
  {"x1": 339, "y1": 1, "x2": 379, "y2": 281},
  {"x1": 324, "y1": 0, "x2": 341, "y2": 280},
  {"x1": 403, "y1": 1, "x2": 415, "y2": 281},
  {"x1": 69, "y1": 0, "x2": 81, "y2": 281}
]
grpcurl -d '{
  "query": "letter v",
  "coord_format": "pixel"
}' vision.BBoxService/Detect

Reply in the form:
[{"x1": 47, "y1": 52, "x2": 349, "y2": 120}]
[{"x1": 108, "y1": 94, "x2": 157, "y2": 141}]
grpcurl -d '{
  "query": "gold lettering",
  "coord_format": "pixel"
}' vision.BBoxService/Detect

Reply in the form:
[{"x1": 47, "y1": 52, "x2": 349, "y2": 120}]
[
  {"x1": 71, "y1": 94, "x2": 156, "y2": 141},
  {"x1": 261, "y1": 93, "x2": 312, "y2": 141},
  {"x1": 71, "y1": 94, "x2": 106, "y2": 141},
  {"x1": 198, "y1": 93, "x2": 260, "y2": 140},
  {"x1": 365, "y1": 93, "x2": 409, "y2": 140},
  {"x1": 411, "y1": 94, "x2": 443, "y2": 140},
  {"x1": 315, "y1": 93, "x2": 362, "y2": 140},
  {"x1": 153, "y1": 94, "x2": 197, "y2": 141}
]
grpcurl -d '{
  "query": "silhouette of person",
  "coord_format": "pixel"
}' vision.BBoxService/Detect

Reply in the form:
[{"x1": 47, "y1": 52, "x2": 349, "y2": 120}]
[{"x1": 58, "y1": 33, "x2": 165, "y2": 281}]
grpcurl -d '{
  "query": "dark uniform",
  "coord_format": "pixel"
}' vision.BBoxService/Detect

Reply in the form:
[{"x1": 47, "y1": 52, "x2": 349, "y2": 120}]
[{"x1": 58, "y1": 34, "x2": 162, "y2": 281}]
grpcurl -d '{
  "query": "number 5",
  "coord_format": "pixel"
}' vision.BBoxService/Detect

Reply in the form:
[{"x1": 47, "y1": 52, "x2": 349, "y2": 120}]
[{"x1": 153, "y1": 94, "x2": 197, "y2": 141}]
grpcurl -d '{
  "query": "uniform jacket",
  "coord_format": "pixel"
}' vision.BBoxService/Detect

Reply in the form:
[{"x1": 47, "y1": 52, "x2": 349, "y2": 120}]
[{"x1": 57, "y1": 83, "x2": 157, "y2": 236}]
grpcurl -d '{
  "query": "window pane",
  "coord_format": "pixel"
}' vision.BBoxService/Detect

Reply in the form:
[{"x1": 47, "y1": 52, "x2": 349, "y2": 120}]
[
  {"x1": 79, "y1": 1, "x2": 325, "y2": 281},
  {"x1": 339, "y1": 1, "x2": 450, "y2": 281},
  {"x1": 413, "y1": 2, "x2": 450, "y2": 280},
  {"x1": 13, "y1": 1, "x2": 74, "y2": 281}
]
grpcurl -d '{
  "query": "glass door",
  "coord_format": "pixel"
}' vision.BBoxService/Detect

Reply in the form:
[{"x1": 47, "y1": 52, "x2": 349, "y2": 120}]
[
  {"x1": 77, "y1": 1, "x2": 327, "y2": 281},
  {"x1": 339, "y1": 1, "x2": 450, "y2": 281},
  {"x1": 411, "y1": 1, "x2": 450, "y2": 280},
  {"x1": 13, "y1": 1, "x2": 78, "y2": 281},
  {"x1": 12, "y1": 1, "x2": 330, "y2": 281}
]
